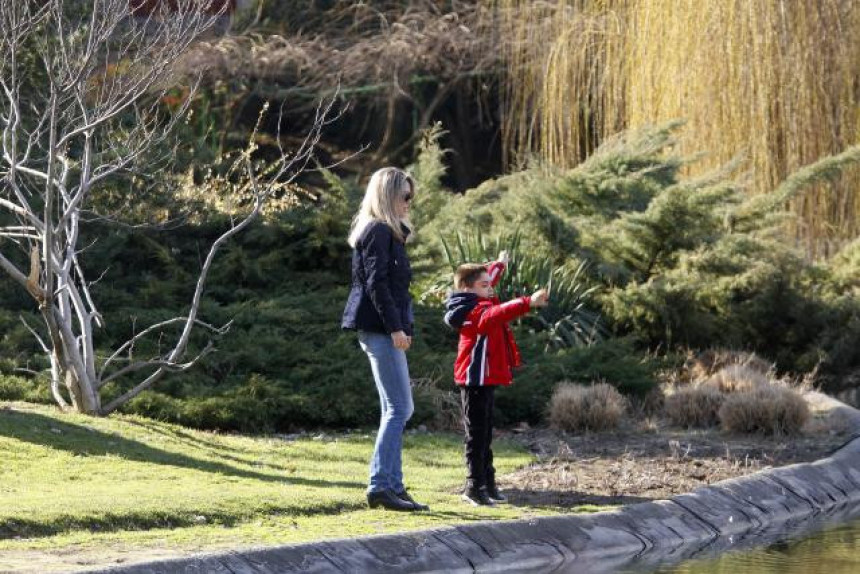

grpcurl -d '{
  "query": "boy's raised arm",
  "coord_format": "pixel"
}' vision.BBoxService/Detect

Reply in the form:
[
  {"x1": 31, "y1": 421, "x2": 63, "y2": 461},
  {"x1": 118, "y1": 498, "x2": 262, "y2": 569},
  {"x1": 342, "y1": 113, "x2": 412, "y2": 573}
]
[
  {"x1": 486, "y1": 251, "x2": 510, "y2": 287},
  {"x1": 474, "y1": 297, "x2": 531, "y2": 333}
]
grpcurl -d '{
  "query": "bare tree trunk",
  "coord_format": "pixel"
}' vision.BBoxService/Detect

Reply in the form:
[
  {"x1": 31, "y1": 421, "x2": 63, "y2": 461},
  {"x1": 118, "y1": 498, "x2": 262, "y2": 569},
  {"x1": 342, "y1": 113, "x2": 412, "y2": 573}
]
[{"x1": 0, "y1": 0, "x2": 340, "y2": 415}]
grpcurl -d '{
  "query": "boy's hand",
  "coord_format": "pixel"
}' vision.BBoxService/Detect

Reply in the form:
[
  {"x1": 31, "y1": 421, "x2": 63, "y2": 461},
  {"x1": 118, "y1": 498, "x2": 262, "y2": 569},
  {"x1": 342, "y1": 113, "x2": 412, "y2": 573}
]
[
  {"x1": 530, "y1": 289, "x2": 549, "y2": 308},
  {"x1": 497, "y1": 250, "x2": 510, "y2": 265}
]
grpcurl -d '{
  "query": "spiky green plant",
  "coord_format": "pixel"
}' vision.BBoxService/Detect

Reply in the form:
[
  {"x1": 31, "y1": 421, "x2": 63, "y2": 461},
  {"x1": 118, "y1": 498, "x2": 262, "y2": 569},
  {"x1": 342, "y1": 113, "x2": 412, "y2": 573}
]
[{"x1": 429, "y1": 229, "x2": 604, "y2": 349}]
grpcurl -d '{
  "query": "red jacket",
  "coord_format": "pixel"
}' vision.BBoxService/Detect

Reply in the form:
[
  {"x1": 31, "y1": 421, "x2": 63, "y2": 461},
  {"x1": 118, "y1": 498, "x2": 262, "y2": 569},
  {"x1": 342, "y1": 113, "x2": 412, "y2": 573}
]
[{"x1": 444, "y1": 262, "x2": 531, "y2": 387}]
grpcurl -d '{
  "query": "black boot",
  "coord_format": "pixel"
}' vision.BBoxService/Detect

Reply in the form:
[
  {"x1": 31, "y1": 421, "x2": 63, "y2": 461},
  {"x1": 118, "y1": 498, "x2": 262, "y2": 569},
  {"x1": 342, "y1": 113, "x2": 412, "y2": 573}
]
[
  {"x1": 461, "y1": 484, "x2": 494, "y2": 506},
  {"x1": 367, "y1": 489, "x2": 417, "y2": 511},
  {"x1": 396, "y1": 488, "x2": 429, "y2": 511},
  {"x1": 486, "y1": 482, "x2": 508, "y2": 504}
]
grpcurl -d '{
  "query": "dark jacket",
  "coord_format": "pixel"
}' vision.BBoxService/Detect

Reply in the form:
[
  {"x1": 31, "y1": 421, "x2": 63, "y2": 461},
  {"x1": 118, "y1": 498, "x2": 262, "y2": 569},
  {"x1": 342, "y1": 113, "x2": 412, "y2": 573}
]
[
  {"x1": 342, "y1": 220, "x2": 414, "y2": 336},
  {"x1": 444, "y1": 262, "x2": 530, "y2": 386}
]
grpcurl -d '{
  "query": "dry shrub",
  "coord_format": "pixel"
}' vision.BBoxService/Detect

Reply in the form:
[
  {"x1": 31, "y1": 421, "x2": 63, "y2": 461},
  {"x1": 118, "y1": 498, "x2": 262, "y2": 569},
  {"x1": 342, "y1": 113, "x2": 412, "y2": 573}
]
[
  {"x1": 719, "y1": 386, "x2": 810, "y2": 436},
  {"x1": 701, "y1": 364, "x2": 771, "y2": 394},
  {"x1": 686, "y1": 349, "x2": 774, "y2": 383},
  {"x1": 636, "y1": 386, "x2": 666, "y2": 418},
  {"x1": 549, "y1": 382, "x2": 627, "y2": 432},
  {"x1": 664, "y1": 386, "x2": 726, "y2": 428}
]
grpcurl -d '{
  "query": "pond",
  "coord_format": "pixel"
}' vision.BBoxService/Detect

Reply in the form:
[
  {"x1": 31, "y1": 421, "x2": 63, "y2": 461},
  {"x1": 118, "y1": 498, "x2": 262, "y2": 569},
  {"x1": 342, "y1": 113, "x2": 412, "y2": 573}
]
[
  {"x1": 837, "y1": 387, "x2": 860, "y2": 409},
  {"x1": 650, "y1": 518, "x2": 860, "y2": 574}
]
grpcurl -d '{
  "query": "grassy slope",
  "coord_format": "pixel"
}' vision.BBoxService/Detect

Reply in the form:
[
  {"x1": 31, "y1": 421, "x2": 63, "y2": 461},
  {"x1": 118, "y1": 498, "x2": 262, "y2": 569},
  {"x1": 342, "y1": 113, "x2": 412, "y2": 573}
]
[{"x1": 0, "y1": 402, "x2": 602, "y2": 571}]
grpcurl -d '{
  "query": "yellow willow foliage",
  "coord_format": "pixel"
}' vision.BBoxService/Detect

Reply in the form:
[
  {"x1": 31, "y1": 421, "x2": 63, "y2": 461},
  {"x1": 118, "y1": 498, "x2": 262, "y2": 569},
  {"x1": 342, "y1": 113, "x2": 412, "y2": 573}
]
[
  {"x1": 491, "y1": 0, "x2": 630, "y2": 167},
  {"x1": 493, "y1": 0, "x2": 860, "y2": 258}
]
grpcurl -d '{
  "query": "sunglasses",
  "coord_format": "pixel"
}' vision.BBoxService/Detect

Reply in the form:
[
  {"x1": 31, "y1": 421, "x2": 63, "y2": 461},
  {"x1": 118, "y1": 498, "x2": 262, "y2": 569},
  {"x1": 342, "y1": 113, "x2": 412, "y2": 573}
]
[{"x1": 402, "y1": 192, "x2": 414, "y2": 203}]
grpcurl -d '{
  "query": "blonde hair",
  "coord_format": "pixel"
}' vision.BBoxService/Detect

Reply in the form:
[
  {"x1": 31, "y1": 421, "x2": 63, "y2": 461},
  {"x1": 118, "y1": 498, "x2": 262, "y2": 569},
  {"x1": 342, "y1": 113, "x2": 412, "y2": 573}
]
[{"x1": 347, "y1": 167, "x2": 415, "y2": 247}]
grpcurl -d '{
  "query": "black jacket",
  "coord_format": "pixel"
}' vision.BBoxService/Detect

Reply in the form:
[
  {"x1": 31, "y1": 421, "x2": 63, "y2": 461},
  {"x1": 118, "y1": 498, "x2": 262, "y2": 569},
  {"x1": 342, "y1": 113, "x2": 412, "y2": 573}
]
[{"x1": 342, "y1": 220, "x2": 414, "y2": 336}]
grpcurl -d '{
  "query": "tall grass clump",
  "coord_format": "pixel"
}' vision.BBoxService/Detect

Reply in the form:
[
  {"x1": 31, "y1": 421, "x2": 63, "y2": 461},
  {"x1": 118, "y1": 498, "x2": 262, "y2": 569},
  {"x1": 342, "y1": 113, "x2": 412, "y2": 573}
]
[
  {"x1": 701, "y1": 364, "x2": 771, "y2": 394},
  {"x1": 685, "y1": 349, "x2": 774, "y2": 384},
  {"x1": 663, "y1": 361, "x2": 773, "y2": 428},
  {"x1": 492, "y1": 0, "x2": 860, "y2": 255},
  {"x1": 548, "y1": 382, "x2": 627, "y2": 432},
  {"x1": 663, "y1": 386, "x2": 725, "y2": 429},
  {"x1": 719, "y1": 385, "x2": 810, "y2": 436},
  {"x1": 663, "y1": 351, "x2": 767, "y2": 429},
  {"x1": 662, "y1": 351, "x2": 811, "y2": 434}
]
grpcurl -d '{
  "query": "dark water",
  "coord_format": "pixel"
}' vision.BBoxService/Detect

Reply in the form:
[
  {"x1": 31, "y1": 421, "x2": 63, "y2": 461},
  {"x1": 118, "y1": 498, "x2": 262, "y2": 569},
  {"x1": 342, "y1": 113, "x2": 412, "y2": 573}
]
[
  {"x1": 648, "y1": 518, "x2": 860, "y2": 574},
  {"x1": 837, "y1": 387, "x2": 860, "y2": 409}
]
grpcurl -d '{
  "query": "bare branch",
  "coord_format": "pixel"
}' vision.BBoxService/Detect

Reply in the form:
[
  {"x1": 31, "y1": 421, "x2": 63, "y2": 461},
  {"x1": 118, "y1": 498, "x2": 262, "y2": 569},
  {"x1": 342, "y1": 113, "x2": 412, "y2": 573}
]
[
  {"x1": 100, "y1": 343, "x2": 214, "y2": 413},
  {"x1": 98, "y1": 316, "x2": 230, "y2": 383},
  {"x1": 20, "y1": 314, "x2": 49, "y2": 354},
  {"x1": 0, "y1": 249, "x2": 30, "y2": 291},
  {"x1": 99, "y1": 342, "x2": 215, "y2": 387}
]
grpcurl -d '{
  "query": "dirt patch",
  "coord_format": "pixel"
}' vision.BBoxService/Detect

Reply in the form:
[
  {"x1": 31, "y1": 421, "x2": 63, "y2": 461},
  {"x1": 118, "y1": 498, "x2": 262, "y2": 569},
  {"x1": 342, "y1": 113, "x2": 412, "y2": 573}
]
[{"x1": 495, "y1": 417, "x2": 853, "y2": 510}]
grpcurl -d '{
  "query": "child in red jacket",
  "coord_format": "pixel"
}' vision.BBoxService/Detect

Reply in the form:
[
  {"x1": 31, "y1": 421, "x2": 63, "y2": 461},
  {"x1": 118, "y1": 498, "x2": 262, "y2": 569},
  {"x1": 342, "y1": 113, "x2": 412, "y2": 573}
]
[{"x1": 444, "y1": 251, "x2": 549, "y2": 505}]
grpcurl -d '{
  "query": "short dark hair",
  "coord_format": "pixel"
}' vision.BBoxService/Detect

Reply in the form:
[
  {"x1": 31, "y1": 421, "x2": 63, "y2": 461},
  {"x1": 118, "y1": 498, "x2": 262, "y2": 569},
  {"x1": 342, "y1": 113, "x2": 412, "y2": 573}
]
[{"x1": 454, "y1": 263, "x2": 488, "y2": 290}]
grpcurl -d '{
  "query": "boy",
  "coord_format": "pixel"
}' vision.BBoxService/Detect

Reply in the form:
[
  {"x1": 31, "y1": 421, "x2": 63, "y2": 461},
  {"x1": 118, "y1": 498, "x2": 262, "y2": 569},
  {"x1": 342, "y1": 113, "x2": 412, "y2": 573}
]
[{"x1": 444, "y1": 251, "x2": 549, "y2": 505}]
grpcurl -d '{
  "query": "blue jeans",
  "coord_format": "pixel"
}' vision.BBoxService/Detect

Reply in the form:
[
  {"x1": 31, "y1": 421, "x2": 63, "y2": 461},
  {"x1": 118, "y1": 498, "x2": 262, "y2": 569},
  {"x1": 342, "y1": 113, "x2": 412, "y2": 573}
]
[{"x1": 358, "y1": 330, "x2": 414, "y2": 494}]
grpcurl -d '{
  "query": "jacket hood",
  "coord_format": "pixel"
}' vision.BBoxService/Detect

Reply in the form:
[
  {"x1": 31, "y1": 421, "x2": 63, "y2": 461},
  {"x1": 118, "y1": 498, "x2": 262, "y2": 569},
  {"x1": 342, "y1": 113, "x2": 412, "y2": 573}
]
[{"x1": 444, "y1": 292, "x2": 480, "y2": 329}]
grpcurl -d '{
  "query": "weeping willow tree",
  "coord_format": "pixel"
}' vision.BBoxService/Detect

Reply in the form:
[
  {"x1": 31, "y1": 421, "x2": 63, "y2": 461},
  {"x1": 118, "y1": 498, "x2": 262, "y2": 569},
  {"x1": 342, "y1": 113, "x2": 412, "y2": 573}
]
[{"x1": 492, "y1": 0, "x2": 860, "y2": 258}]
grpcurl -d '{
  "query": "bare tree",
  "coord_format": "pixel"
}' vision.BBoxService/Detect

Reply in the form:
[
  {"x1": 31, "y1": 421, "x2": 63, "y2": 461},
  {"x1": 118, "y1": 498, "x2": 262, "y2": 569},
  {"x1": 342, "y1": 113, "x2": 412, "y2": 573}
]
[{"x1": 0, "y1": 0, "x2": 334, "y2": 415}]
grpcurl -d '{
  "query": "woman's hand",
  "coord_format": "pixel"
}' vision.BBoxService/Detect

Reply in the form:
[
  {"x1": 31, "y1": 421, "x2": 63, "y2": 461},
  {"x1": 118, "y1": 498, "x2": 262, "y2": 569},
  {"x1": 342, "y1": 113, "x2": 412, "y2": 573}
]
[
  {"x1": 391, "y1": 330, "x2": 411, "y2": 350},
  {"x1": 497, "y1": 250, "x2": 510, "y2": 265}
]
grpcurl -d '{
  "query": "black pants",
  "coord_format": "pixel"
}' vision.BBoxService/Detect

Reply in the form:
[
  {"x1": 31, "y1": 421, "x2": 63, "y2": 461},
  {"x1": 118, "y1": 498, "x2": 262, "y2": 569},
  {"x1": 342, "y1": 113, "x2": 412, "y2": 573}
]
[{"x1": 460, "y1": 386, "x2": 496, "y2": 489}]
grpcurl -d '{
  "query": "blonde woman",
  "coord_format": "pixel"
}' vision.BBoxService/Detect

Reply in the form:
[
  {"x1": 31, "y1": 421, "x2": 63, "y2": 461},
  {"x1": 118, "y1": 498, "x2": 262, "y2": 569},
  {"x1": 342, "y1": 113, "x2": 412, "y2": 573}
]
[{"x1": 341, "y1": 167, "x2": 428, "y2": 512}]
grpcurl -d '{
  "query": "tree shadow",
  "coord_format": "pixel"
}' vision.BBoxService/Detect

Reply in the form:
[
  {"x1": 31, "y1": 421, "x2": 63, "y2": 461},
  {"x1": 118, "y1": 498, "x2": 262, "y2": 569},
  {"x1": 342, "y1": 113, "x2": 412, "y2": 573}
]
[
  {"x1": 123, "y1": 418, "x2": 242, "y2": 453},
  {"x1": 0, "y1": 500, "x2": 370, "y2": 539},
  {"x1": 0, "y1": 408, "x2": 364, "y2": 489},
  {"x1": 121, "y1": 418, "x2": 298, "y2": 472}
]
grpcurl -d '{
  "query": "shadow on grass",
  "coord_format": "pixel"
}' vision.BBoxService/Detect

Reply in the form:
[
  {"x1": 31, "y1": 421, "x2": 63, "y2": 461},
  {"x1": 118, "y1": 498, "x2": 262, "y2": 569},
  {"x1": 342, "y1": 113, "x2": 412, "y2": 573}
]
[
  {"x1": 121, "y1": 418, "x2": 301, "y2": 472},
  {"x1": 502, "y1": 487, "x2": 652, "y2": 510},
  {"x1": 0, "y1": 500, "x2": 369, "y2": 539},
  {"x1": 420, "y1": 509, "x2": 506, "y2": 521},
  {"x1": 0, "y1": 409, "x2": 364, "y2": 490}
]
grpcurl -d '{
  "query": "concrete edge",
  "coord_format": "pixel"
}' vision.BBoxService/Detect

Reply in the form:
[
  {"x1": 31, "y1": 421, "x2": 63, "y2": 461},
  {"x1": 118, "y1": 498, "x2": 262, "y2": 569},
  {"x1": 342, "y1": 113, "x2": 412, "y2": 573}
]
[{"x1": 89, "y1": 400, "x2": 860, "y2": 574}]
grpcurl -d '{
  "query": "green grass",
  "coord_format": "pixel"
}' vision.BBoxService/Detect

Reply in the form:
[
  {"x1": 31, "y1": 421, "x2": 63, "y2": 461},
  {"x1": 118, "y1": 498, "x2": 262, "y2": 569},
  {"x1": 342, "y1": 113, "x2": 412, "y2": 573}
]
[{"x1": 0, "y1": 401, "x2": 603, "y2": 571}]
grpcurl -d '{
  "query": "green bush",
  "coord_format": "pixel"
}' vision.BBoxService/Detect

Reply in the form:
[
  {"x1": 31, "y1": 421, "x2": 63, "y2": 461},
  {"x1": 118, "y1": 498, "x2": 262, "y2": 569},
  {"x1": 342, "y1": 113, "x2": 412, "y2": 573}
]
[
  {"x1": 0, "y1": 375, "x2": 52, "y2": 404},
  {"x1": 414, "y1": 122, "x2": 860, "y2": 385}
]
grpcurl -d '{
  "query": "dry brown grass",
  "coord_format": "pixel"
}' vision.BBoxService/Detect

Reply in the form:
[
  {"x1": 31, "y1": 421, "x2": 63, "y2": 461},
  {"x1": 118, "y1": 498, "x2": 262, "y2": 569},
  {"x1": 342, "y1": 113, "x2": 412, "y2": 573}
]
[
  {"x1": 662, "y1": 349, "x2": 810, "y2": 432},
  {"x1": 663, "y1": 385, "x2": 725, "y2": 429},
  {"x1": 701, "y1": 364, "x2": 771, "y2": 394},
  {"x1": 685, "y1": 349, "x2": 774, "y2": 383},
  {"x1": 548, "y1": 382, "x2": 628, "y2": 432},
  {"x1": 719, "y1": 385, "x2": 810, "y2": 436}
]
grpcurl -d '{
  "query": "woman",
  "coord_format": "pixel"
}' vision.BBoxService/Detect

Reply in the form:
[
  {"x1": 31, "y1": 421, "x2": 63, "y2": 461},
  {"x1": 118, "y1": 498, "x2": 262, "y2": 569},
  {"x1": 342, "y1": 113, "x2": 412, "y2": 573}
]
[{"x1": 342, "y1": 167, "x2": 428, "y2": 512}]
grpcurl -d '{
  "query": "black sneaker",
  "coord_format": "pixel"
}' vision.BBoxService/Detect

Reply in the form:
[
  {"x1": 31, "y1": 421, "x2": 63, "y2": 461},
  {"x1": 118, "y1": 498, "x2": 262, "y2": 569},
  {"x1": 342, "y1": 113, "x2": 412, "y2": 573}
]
[
  {"x1": 367, "y1": 489, "x2": 417, "y2": 511},
  {"x1": 396, "y1": 488, "x2": 429, "y2": 511},
  {"x1": 486, "y1": 484, "x2": 508, "y2": 504},
  {"x1": 462, "y1": 486, "x2": 495, "y2": 506}
]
